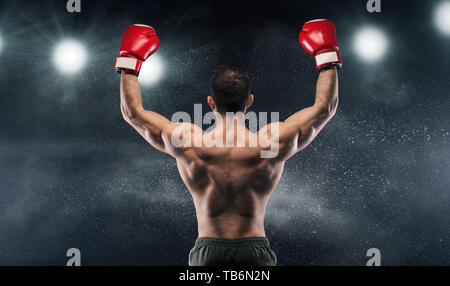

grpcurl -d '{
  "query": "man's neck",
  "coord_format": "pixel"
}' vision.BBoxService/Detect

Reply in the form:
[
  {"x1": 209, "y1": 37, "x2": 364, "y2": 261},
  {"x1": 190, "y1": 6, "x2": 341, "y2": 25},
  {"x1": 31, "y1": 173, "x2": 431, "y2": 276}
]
[{"x1": 214, "y1": 112, "x2": 247, "y2": 130}]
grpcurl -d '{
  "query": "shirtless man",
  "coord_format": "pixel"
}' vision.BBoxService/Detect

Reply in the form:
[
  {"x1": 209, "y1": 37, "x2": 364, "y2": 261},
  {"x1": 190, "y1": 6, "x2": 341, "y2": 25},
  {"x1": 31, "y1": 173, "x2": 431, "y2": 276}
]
[{"x1": 114, "y1": 19, "x2": 341, "y2": 266}]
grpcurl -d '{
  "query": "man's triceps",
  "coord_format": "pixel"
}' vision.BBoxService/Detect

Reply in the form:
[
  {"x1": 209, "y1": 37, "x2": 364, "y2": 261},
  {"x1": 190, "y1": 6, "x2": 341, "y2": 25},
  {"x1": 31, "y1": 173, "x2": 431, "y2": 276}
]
[
  {"x1": 296, "y1": 107, "x2": 334, "y2": 151},
  {"x1": 123, "y1": 108, "x2": 173, "y2": 152},
  {"x1": 278, "y1": 106, "x2": 332, "y2": 159}
]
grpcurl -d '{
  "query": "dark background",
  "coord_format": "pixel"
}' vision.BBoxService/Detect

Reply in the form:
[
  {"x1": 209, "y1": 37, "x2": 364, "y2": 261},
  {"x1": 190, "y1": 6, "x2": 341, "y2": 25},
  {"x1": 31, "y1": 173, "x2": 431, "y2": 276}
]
[{"x1": 0, "y1": 0, "x2": 449, "y2": 265}]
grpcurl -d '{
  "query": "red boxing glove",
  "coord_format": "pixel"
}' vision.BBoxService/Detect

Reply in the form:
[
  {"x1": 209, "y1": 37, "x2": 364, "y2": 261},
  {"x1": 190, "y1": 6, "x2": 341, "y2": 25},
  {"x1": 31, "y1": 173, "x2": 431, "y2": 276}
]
[
  {"x1": 114, "y1": 24, "x2": 160, "y2": 75},
  {"x1": 299, "y1": 19, "x2": 342, "y2": 70}
]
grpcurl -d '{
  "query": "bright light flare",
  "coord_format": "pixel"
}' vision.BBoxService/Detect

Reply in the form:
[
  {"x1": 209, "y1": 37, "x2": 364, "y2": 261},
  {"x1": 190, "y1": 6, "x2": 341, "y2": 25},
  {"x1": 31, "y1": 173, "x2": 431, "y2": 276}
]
[
  {"x1": 53, "y1": 40, "x2": 87, "y2": 74},
  {"x1": 354, "y1": 27, "x2": 388, "y2": 62},
  {"x1": 434, "y1": 2, "x2": 450, "y2": 35},
  {"x1": 139, "y1": 54, "x2": 164, "y2": 86}
]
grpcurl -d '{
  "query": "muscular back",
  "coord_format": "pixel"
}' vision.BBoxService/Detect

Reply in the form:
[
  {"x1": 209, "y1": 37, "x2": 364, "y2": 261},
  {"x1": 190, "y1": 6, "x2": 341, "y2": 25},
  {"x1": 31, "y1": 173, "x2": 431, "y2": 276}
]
[{"x1": 175, "y1": 128, "x2": 285, "y2": 238}]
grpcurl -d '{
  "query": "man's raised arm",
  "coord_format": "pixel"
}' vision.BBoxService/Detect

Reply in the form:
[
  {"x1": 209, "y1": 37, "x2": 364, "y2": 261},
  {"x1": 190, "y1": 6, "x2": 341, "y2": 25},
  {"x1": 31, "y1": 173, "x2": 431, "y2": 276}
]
[
  {"x1": 114, "y1": 25, "x2": 184, "y2": 156},
  {"x1": 120, "y1": 72, "x2": 173, "y2": 153},
  {"x1": 274, "y1": 19, "x2": 341, "y2": 161}
]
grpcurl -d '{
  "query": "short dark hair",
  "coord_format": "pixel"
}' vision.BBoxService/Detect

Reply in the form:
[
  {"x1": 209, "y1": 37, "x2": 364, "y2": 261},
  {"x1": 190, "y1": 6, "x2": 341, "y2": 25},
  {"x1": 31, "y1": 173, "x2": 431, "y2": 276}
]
[{"x1": 210, "y1": 66, "x2": 250, "y2": 113}]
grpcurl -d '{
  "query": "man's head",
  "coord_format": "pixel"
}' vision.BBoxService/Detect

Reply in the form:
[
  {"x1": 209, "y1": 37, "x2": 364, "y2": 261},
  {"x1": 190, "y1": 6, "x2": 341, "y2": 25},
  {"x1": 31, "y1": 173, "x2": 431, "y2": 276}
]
[{"x1": 208, "y1": 66, "x2": 254, "y2": 114}]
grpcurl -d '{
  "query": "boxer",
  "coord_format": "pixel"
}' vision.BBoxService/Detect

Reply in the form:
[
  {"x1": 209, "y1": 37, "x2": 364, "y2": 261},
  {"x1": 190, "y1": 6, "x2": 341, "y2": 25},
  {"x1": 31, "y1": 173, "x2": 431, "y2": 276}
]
[{"x1": 114, "y1": 19, "x2": 340, "y2": 266}]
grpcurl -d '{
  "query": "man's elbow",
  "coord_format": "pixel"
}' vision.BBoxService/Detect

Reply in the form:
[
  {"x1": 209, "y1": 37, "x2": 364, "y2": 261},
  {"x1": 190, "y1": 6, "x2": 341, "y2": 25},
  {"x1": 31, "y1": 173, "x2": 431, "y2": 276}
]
[
  {"x1": 323, "y1": 95, "x2": 339, "y2": 117},
  {"x1": 329, "y1": 96, "x2": 339, "y2": 117},
  {"x1": 328, "y1": 101, "x2": 338, "y2": 118},
  {"x1": 316, "y1": 98, "x2": 338, "y2": 118},
  {"x1": 121, "y1": 104, "x2": 143, "y2": 123}
]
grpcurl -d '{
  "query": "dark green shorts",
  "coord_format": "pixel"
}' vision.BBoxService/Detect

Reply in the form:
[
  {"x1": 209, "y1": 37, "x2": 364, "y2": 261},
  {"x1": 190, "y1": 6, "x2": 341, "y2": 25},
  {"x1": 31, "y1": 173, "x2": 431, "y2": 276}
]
[{"x1": 188, "y1": 237, "x2": 277, "y2": 266}]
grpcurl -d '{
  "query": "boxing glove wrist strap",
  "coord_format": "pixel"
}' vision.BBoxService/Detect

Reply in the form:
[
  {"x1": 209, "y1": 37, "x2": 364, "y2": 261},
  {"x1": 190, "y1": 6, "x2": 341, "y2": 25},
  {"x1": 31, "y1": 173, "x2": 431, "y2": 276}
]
[
  {"x1": 314, "y1": 50, "x2": 342, "y2": 70},
  {"x1": 114, "y1": 56, "x2": 143, "y2": 75}
]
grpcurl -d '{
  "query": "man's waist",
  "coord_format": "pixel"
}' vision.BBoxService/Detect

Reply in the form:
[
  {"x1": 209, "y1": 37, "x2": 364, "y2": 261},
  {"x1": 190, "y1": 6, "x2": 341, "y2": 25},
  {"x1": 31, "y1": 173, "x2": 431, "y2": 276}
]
[{"x1": 194, "y1": 236, "x2": 270, "y2": 248}]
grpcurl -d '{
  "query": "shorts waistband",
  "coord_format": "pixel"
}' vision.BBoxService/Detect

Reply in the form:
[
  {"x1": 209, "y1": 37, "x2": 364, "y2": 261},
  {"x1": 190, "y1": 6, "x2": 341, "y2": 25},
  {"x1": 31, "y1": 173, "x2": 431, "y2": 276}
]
[{"x1": 194, "y1": 237, "x2": 270, "y2": 247}]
